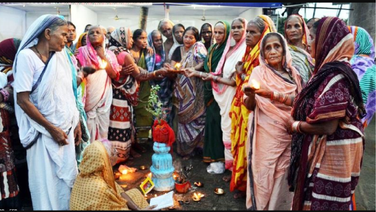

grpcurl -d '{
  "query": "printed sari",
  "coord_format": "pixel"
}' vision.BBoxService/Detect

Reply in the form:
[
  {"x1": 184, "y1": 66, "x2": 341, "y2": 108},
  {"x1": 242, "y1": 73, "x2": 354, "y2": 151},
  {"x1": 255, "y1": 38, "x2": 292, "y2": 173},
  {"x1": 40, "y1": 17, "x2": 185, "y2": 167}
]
[
  {"x1": 174, "y1": 42, "x2": 207, "y2": 157},
  {"x1": 289, "y1": 17, "x2": 365, "y2": 211},
  {"x1": 108, "y1": 27, "x2": 139, "y2": 164},
  {"x1": 70, "y1": 140, "x2": 149, "y2": 210},
  {"x1": 348, "y1": 26, "x2": 376, "y2": 127},
  {"x1": 0, "y1": 38, "x2": 20, "y2": 209}
]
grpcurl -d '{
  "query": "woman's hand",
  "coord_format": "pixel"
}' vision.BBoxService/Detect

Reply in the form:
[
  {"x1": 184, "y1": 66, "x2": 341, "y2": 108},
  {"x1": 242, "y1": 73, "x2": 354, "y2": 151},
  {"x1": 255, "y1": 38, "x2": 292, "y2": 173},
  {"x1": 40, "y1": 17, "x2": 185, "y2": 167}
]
[
  {"x1": 74, "y1": 122, "x2": 82, "y2": 146},
  {"x1": 147, "y1": 46, "x2": 154, "y2": 55},
  {"x1": 243, "y1": 85, "x2": 257, "y2": 97},
  {"x1": 94, "y1": 45, "x2": 106, "y2": 59},
  {"x1": 155, "y1": 68, "x2": 167, "y2": 79},
  {"x1": 121, "y1": 64, "x2": 134, "y2": 76},
  {"x1": 48, "y1": 126, "x2": 69, "y2": 146},
  {"x1": 285, "y1": 116, "x2": 295, "y2": 134},
  {"x1": 235, "y1": 61, "x2": 244, "y2": 75},
  {"x1": 184, "y1": 68, "x2": 197, "y2": 77},
  {"x1": 254, "y1": 88, "x2": 272, "y2": 99},
  {"x1": 141, "y1": 205, "x2": 157, "y2": 210},
  {"x1": 201, "y1": 72, "x2": 213, "y2": 81},
  {"x1": 82, "y1": 66, "x2": 96, "y2": 76}
]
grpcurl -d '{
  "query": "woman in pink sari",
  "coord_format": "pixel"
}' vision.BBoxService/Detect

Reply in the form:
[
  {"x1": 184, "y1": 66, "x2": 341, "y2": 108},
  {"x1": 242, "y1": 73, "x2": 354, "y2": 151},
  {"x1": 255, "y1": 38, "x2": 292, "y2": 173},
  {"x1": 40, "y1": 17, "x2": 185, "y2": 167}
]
[
  {"x1": 76, "y1": 26, "x2": 120, "y2": 143},
  {"x1": 243, "y1": 32, "x2": 303, "y2": 210}
]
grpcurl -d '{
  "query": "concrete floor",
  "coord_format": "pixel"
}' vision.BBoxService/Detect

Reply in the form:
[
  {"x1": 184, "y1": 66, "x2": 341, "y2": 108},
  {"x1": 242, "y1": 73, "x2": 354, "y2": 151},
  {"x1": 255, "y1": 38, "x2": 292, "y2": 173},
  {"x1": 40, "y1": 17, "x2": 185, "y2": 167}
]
[
  {"x1": 354, "y1": 117, "x2": 375, "y2": 210},
  {"x1": 20, "y1": 117, "x2": 375, "y2": 210},
  {"x1": 119, "y1": 117, "x2": 375, "y2": 210}
]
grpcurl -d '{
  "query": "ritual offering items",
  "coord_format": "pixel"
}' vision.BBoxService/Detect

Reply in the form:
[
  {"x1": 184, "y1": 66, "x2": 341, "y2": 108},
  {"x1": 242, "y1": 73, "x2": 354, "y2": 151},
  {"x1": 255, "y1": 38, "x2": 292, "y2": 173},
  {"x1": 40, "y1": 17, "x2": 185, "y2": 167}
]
[{"x1": 147, "y1": 85, "x2": 176, "y2": 191}]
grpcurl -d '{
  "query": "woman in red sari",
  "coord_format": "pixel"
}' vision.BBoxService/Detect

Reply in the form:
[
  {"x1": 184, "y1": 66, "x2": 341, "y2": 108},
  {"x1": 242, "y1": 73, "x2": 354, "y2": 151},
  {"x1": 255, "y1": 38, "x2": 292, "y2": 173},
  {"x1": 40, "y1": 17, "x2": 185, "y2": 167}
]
[{"x1": 287, "y1": 17, "x2": 366, "y2": 211}]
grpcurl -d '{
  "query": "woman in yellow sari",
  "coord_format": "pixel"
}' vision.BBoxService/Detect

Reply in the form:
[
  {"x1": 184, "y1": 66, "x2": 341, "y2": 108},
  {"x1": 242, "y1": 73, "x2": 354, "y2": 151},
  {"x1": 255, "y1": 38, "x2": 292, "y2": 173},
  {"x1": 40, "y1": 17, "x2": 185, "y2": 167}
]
[
  {"x1": 70, "y1": 140, "x2": 155, "y2": 210},
  {"x1": 228, "y1": 15, "x2": 276, "y2": 197}
]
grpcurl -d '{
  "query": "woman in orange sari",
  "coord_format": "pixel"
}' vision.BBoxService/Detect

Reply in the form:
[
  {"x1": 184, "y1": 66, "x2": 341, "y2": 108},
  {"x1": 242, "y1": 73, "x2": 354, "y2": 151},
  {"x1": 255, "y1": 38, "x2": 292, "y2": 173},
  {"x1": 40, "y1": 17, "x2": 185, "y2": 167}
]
[
  {"x1": 228, "y1": 15, "x2": 276, "y2": 196},
  {"x1": 243, "y1": 32, "x2": 303, "y2": 210}
]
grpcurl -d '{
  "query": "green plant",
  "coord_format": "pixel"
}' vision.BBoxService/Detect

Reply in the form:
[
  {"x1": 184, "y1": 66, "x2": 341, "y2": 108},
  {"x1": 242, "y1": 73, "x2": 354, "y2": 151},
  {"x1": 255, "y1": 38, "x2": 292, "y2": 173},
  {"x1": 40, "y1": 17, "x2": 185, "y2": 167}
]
[{"x1": 145, "y1": 85, "x2": 166, "y2": 122}]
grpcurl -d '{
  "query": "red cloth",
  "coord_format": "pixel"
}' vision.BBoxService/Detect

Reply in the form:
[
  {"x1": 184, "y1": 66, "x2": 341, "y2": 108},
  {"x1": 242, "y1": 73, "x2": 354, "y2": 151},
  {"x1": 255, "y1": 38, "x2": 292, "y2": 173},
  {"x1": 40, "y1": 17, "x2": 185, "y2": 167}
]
[{"x1": 152, "y1": 119, "x2": 175, "y2": 147}]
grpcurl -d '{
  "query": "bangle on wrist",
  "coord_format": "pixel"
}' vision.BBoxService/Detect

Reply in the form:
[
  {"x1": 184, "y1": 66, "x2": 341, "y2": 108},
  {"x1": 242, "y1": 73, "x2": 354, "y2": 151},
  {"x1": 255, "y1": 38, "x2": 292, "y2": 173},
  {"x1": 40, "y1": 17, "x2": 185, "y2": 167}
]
[
  {"x1": 291, "y1": 121, "x2": 300, "y2": 133},
  {"x1": 297, "y1": 121, "x2": 303, "y2": 133}
]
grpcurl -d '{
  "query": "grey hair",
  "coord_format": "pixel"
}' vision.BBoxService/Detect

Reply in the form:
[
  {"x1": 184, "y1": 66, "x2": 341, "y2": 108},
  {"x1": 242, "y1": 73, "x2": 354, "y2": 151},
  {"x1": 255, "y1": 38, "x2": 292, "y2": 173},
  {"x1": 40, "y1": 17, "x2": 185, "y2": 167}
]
[
  {"x1": 48, "y1": 18, "x2": 68, "y2": 32},
  {"x1": 248, "y1": 16, "x2": 265, "y2": 33},
  {"x1": 151, "y1": 29, "x2": 161, "y2": 37},
  {"x1": 231, "y1": 17, "x2": 246, "y2": 27}
]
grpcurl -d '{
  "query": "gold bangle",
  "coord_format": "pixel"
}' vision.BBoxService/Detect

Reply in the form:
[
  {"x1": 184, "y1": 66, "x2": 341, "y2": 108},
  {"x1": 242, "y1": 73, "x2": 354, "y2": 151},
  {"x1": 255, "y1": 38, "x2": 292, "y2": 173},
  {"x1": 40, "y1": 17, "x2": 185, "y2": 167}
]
[{"x1": 153, "y1": 72, "x2": 156, "y2": 77}]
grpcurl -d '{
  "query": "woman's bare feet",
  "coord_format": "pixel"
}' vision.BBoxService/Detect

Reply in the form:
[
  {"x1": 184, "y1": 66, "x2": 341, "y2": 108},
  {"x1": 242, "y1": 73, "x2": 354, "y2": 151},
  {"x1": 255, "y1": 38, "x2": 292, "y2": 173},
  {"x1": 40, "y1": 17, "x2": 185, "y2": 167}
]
[
  {"x1": 233, "y1": 191, "x2": 246, "y2": 199},
  {"x1": 222, "y1": 175, "x2": 231, "y2": 182}
]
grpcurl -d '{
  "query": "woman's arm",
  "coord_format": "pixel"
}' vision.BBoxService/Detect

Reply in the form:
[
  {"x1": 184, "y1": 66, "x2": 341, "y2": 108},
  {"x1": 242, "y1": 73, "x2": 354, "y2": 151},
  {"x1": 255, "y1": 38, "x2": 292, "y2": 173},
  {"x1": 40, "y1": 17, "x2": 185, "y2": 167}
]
[
  {"x1": 243, "y1": 88, "x2": 257, "y2": 111},
  {"x1": 17, "y1": 92, "x2": 69, "y2": 145},
  {"x1": 288, "y1": 118, "x2": 339, "y2": 135},
  {"x1": 95, "y1": 45, "x2": 118, "y2": 79},
  {"x1": 255, "y1": 90, "x2": 295, "y2": 107}
]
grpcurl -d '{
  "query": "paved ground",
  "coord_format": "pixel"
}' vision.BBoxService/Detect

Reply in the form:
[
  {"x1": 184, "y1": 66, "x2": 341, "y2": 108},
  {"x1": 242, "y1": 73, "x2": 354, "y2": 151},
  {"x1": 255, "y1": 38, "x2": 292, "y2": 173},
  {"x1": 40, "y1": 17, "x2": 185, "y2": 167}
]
[
  {"x1": 20, "y1": 117, "x2": 375, "y2": 210},
  {"x1": 354, "y1": 117, "x2": 375, "y2": 210},
  {"x1": 119, "y1": 116, "x2": 375, "y2": 210}
]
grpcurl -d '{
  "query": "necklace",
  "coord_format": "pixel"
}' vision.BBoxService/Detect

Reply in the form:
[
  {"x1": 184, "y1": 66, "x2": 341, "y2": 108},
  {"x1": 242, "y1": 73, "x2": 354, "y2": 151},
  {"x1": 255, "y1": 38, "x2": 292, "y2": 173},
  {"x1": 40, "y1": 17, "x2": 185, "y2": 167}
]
[{"x1": 33, "y1": 46, "x2": 46, "y2": 63}]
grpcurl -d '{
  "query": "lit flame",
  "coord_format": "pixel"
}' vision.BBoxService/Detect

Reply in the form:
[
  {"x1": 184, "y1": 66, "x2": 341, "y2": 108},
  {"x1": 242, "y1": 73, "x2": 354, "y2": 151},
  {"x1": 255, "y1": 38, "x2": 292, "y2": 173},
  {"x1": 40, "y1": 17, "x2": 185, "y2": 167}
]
[
  {"x1": 250, "y1": 79, "x2": 260, "y2": 90},
  {"x1": 147, "y1": 172, "x2": 152, "y2": 178},
  {"x1": 174, "y1": 63, "x2": 181, "y2": 70},
  {"x1": 173, "y1": 173, "x2": 179, "y2": 180},
  {"x1": 121, "y1": 170, "x2": 128, "y2": 175},
  {"x1": 100, "y1": 60, "x2": 107, "y2": 69},
  {"x1": 193, "y1": 192, "x2": 204, "y2": 201}
]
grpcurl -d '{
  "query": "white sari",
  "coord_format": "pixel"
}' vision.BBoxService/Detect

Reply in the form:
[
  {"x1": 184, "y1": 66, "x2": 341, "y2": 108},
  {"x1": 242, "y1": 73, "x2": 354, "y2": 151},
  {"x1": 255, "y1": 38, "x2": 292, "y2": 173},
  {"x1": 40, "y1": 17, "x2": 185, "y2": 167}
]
[{"x1": 13, "y1": 15, "x2": 79, "y2": 210}]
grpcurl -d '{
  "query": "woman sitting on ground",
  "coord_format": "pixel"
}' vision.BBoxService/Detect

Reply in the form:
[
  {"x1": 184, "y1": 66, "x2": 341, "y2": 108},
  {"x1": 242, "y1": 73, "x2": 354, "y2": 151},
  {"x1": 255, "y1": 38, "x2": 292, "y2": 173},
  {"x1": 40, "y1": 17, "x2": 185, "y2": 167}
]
[{"x1": 70, "y1": 139, "x2": 156, "y2": 210}]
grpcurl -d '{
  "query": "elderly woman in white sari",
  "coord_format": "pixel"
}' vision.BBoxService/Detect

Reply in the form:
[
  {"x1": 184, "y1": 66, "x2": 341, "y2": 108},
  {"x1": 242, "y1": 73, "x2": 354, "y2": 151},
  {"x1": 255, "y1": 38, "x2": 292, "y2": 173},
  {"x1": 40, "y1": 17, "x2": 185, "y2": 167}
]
[
  {"x1": 13, "y1": 14, "x2": 80, "y2": 210},
  {"x1": 76, "y1": 26, "x2": 121, "y2": 143}
]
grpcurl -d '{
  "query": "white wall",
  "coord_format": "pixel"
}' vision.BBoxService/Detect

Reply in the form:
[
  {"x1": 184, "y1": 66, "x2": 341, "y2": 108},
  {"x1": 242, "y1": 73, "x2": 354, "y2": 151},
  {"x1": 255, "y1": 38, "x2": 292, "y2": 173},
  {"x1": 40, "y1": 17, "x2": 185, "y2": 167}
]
[
  {"x1": 0, "y1": 6, "x2": 26, "y2": 41},
  {"x1": 71, "y1": 5, "x2": 98, "y2": 41},
  {"x1": 238, "y1": 8, "x2": 263, "y2": 22}
]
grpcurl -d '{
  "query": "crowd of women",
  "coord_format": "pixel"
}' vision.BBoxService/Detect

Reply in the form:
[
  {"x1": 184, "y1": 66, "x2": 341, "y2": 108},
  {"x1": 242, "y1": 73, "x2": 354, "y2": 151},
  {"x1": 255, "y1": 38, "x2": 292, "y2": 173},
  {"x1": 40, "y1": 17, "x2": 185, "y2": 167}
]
[{"x1": 0, "y1": 12, "x2": 374, "y2": 211}]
